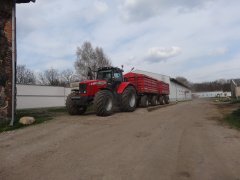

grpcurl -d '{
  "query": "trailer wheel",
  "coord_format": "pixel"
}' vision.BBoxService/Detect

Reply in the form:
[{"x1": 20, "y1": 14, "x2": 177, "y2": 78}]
[
  {"x1": 164, "y1": 95, "x2": 170, "y2": 104},
  {"x1": 66, "y1": 93, "x2": 87, "y2": 115},
  {"x1": 140, "y1": 95, "x2": 149, "y2": 107},
  {"x1": 150, "y1": 95, "x2": 158, "y2": 106},
  {"x1": 120, "y1": 86, "x2": 137, "y2": 112},
  {"x1": 159, "y1": 95, "x2": 165, "y2": 105},
  {"x1": 94, "y1": 90, "x2": 113, "y2": 116}
]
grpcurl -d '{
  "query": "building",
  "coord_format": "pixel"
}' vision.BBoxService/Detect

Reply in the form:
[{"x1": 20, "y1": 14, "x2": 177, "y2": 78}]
[
  {"x1": 192, "y1": 91, "x2": 231, "y2": 98},
  {"x1": 231, "y1": 79, "x2": 240, "y2": 99},
  {"x1": 0, "y1": 0, "x2": 35, "y2": 124},
  {"x1": 133, "y1": 70, "x2": 192, "y2": 102}
]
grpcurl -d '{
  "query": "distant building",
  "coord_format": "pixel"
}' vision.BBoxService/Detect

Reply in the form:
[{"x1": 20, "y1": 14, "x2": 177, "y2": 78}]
[
  {"x1": 192, "y1": 91, "x2": 231, "y2": 98},
  {"x1": 133, "y1": 70, "x2": 192, "y2": 102},
  {"x1": 231, "y1": 79, "x2": 240, "y2": 99}
]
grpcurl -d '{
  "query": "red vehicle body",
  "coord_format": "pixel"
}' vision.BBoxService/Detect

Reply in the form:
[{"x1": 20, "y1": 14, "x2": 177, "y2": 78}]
[
  {"x1": 66, "y1": 67, "x2": 170, "y2": 116},
  {"x1": 124, "y1": 72, "x2": 169, "y2": 95}
]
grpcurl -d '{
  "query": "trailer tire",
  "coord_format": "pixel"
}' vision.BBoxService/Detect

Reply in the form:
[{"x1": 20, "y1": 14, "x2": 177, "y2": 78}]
[
  {"x1": 150, "y1": 95, "x2": 158, "y2": 106},
  {"x1": 66, "y1": 93, "x2": 87, "y2": 115},
  {"x1": 94, "y1": 90, "x2": 113, "y2": 116},
  {"x1": 120, "y1": 86, "x2": 137, "y2": 112},
  {"x1": 164, "y1": 95, "x2": 170, "y2": 104},
  {"x1": 159, "y1": 95, "x2": 165, "y2": 105},
  {"x1": 140, "y1": 95, "x2": 149, "y2": 107}
]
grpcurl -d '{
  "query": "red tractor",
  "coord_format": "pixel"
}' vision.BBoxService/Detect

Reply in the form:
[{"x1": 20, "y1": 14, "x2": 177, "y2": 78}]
[
  {"x1": 66, "y1": 67, "x2": 170, "y2": 116},
  {"x1": 66, "y1": 67, "x2": 137, "y2": 116}
]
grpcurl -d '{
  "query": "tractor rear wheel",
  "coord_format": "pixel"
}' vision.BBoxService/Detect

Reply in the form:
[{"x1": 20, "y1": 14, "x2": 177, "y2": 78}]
[
  {"x1": 140, "y1": 95, "x2": 149, "y2": 107},
  {"x1": 66, "y1": 93, "x2": 87, "y2": 115},
  {"x1": 94, "y1": 90, "x2": 113, "y2": 116},
  {"x1": 150, "y1": 95, "x2": 158, "y2": 106},
  {"x1": 120, "y1": 86, "x2": 137, "y2": 112},
  {"x1": 159, "y1": 95, "x2": 165, "y2": 105}
]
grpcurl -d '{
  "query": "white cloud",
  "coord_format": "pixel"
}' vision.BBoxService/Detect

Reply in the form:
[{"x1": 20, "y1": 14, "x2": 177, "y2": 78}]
[
  {"x1": 120, "y1": 0, "x2": 214, "y2": 22},
  {"x1": 94, "y1": 0, "x2": 108, "y2": 13},
  {"x1": 16, "y1": 0, "x2": 240, "y2": 82},
  {"x1": 145, "y1": 46, "x2": 182, "y2": 63},
  {"x1": 182, "y1": 54, "x2": 240, "y2": 82},
  {"x1": 208, "y1": 47, "x2": 228, "y2": 56}
]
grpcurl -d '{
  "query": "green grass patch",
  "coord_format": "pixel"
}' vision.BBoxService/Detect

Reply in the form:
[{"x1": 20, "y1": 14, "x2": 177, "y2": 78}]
[
  {"x1": 0, "y1": 107, "x2": 67, "y2": 133},
  {"x1": 224, "y1": 108, "x2": 240, "y2": 129},
  {"x1": 230, "y1": 99, "x2": 240, "y2": 104}
]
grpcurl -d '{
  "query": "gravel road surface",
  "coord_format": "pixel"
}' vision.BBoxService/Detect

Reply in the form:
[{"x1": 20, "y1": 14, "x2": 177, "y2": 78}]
[{"x1": 1, "y1": 100, "x2": 240, "y2": 180}]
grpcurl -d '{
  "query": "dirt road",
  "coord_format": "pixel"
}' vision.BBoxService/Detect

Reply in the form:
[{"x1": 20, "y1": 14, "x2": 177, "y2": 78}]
[{"x1": 1, "y1": 100, "x2": 240, "y2": 180}]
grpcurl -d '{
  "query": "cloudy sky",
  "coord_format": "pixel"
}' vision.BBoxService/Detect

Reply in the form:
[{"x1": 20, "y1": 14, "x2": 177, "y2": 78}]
[{"x1": 17, "y1": 0, "x2": 240, "y2": 82}]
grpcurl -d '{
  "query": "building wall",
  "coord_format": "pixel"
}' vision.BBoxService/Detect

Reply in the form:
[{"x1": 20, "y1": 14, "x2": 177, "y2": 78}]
[
  {"x1": 170, "y1": 81, "x2": 192, "y2": 101},
  {"x1": 236, "y1": 87, "x2": 240, "y2": 98},
  {"x1": 133, "y1": 70, "x2": 192, "y2": 102},
  {"x1": 0, "y1": 1, "x2": 13, "y2": 123},
  {"x1": 192, "y1": 91, "x2": 231, "y2": 98},
  {"x1": 17, "y1": 85, "x2": 72, "y2": 109}
]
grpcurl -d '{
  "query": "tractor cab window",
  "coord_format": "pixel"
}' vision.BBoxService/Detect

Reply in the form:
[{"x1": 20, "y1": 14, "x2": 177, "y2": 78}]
[
  {"x1": 113, "y1": 72, "x2": 123, "y2": 82},
  {"x1": 97, "y1": 70, "x2": 112, "y2": 81}
]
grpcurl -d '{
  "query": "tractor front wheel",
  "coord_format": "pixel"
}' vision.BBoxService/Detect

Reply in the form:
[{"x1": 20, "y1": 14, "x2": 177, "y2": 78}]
[
  {"x1": 94, "y1": 90, "x2": 113, "y2": 116},
  {"x1": 66, "y1": 93, "x2": 87, "y2": 115}
]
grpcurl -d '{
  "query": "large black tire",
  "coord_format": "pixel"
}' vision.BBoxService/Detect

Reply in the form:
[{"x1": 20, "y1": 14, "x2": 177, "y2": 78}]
[
  {"x1": 164, "y1": 95, "x2": 170, "y2": 104},
  {"x1": 159, "y1": 95, "x2": 165, "y2": 105},
  {"x1": 140, "y1": 95, "x2": 149, "y2": 107},
  {"x1": 66, "y1": 93, "x2": 87, "y2": 115},
  {"x1": 94, "y1": 90, "x2": 113, "y2": 116},
  {"x1": 150, "y1": 95, "x2": 158, "y2": 106},
  {"x1": 120, "y1": 86, "x2": 137, "y2": 112}
]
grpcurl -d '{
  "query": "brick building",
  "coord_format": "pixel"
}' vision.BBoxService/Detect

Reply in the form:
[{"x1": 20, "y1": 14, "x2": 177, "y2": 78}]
[
  {"x1": 0, "y1": 0, "x2": 35, "y2": 124},
  {"x1": 0, "y1": 0, "x2": 13, "y2": 124}
]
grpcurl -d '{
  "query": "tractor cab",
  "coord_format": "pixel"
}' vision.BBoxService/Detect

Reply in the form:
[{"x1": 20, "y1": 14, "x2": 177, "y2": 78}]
[
  {"x1": 96, "y1": 67, "x2": 124, "y2": 90},
  {"x1": 97, "y1": 67, "x2": 123, "y2": 82}
]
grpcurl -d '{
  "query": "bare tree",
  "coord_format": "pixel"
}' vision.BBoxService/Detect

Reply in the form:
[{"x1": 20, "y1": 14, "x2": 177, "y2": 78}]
[
  {"x1": 175, "y1": 76, "x2": 191, "y2": 88},
  {"x1": 38, "y1": 68, "x2": 60, "y2": 86},
  {"x1": 60, "y1": 69, "x2": 82, "y2": 86},
  {"x1": 95, "y1": 47, "x2": 111, "y2": 68},
  {"x1": 75, "y1": 41, "x2": 112, "y2": 79},
  {"x1": 16, "y1": 65, "x2": 36, "y2": 84}
]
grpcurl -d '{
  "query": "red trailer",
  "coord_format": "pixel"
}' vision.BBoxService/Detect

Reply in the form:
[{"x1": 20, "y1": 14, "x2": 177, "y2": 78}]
[{"x1": 124, "y1": 72, "x2": 170, "y2": 107}]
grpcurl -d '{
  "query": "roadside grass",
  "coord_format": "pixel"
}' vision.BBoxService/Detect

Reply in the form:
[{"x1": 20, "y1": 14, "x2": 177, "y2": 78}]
[
  {"x1": 0, "y1": 107, "x2": 67, "y2": 133},
  {"x1": 224, "y1": 108, "x2": 240, "y2": 129},
  {"x1": 231, "y1": 99, "x2": 240, "y2": 104}
]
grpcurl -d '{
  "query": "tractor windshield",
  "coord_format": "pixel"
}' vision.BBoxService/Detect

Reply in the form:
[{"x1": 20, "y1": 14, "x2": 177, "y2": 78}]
[{"x1": 97, "y1": 70, "x2": 113, "y2": 81}]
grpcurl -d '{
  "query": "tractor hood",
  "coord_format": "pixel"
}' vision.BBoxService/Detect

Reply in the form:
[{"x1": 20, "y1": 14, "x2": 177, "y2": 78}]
[
  {"x1": 79, "y1": 80, "x2": 107, "y2": 96},
  {"x1": 80, "y1": 80, "x2": 107, "y2": 86}
]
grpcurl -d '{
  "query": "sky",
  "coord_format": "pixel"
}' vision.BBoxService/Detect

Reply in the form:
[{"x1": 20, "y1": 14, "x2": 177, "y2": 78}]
[{"x1": 16, "y1": 0, "x2": 240, "y2": 82}]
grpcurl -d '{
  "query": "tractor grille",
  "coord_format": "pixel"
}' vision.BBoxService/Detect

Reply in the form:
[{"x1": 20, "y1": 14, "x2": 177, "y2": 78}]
[{"x1": 79, "y1": 84, "x2": 87, "y2": 94}]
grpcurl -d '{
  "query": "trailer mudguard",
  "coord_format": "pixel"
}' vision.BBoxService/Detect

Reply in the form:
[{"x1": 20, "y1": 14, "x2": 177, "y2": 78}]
[{"x1": 117, "y1": 82, "x2": 133, "y2": 94}]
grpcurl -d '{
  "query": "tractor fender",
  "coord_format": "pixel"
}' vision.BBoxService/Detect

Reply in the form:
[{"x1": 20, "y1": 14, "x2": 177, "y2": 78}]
[{"x1": 117, "y1": 82, "x2": 135, "y2": 94}]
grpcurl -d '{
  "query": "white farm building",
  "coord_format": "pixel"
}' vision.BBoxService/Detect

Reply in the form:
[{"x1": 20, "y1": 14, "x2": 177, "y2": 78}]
[{"x1": 133, "y1": 70, "x2": 192, "y2": 102}]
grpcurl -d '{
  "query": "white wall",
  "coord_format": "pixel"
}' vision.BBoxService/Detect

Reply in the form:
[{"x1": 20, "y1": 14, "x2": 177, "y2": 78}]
[
  {"x1": 170, "y1": 81, "x2": 192, "y2": 101},
  {"x1": 17, "y1": 84, "x2": 72, "y2": 109},
  {"x1": 192, "y1": 91, "x2": 231, "y2": 98}
]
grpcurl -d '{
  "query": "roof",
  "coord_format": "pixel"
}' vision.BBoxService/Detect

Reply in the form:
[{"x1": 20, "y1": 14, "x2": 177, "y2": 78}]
[
  {"x1": 232, "y1": 79, "x2": 240, "y2": 86},
  {"x1": 16, "y1": 0, "x2": 35, "y2": 3},
  {"x1": 97, "y1": 66, "x2": 123, "y2": 72},
  {"x1": 170, "y1": 78, "x2": 190, "y2": 89}
]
